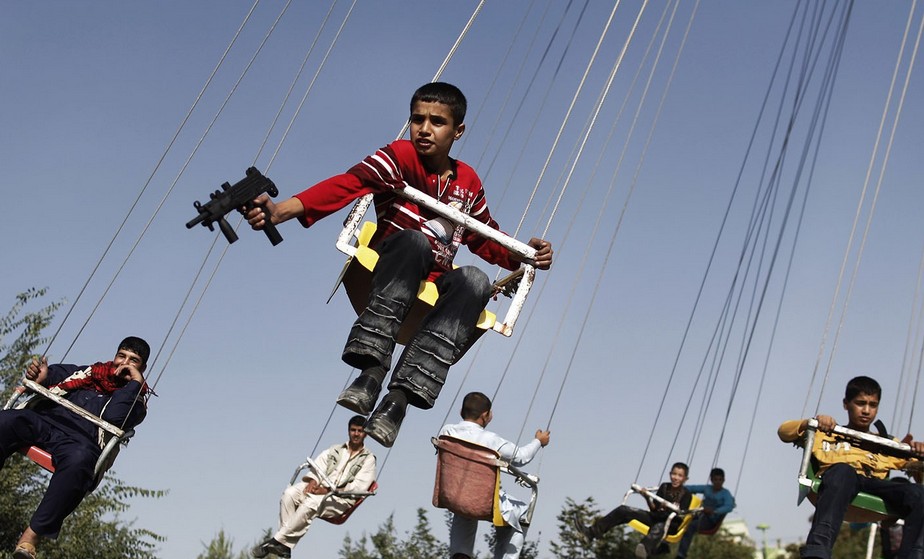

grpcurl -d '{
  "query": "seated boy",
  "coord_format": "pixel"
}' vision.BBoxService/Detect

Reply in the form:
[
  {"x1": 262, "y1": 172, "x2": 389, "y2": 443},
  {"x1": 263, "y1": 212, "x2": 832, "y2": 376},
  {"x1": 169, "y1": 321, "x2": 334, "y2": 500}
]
[
  {"x1": 778, "y1": 375, "x2": 924, "y2": 559},
  {"x1": 572, "y1": 462, "x2": 692, "y2": 558},
  {"x1": 676, "y1": 467, "x2": 735, "y2": 559},
  {"x1": 0, "y1": 336, "x2": 150, "y2": 559},
  {"x1": 246, "y1": 82, "x2": 553, "y2": 448}
]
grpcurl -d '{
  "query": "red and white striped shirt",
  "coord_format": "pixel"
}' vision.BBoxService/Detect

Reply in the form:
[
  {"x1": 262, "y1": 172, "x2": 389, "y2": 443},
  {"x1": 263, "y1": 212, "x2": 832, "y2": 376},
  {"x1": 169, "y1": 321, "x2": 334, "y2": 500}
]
[{"x1": 294, "y1": 139, "x2": 517, "y2": 279}]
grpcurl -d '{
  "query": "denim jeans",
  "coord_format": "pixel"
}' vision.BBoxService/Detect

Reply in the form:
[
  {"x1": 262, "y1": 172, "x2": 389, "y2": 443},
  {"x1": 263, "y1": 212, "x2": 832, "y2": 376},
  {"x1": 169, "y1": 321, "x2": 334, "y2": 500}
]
[
  {"x1": 342, "y1": 230, "x2": 493, "y2": 409},
  {"x1": 803, "y1": 463, "x2": 924, "y2": 559}
]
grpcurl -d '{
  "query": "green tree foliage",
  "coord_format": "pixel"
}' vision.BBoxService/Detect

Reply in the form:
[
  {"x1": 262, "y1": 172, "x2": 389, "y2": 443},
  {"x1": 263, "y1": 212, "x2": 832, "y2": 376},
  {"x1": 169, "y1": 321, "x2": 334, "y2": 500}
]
[
  {"x1": 483, "y1": 525, "x2": 539, "y2": 559},
  {"x1": 0, "y1": 289, "x2": 166, "y2": 558},
  {"x1": 782, "y1": 523, "x2": 879, "y2": 559},
  {"x1": 681, "y1": 526, "x2": 755, "y2": 559},
  {"x1": 551, "y1": 497, "x2": 642, "y2": 559},
  {"x1": 340, "y1": 508, "x2": 448, "y2": 559},
  {"x1": 196, "y1": 528, "x2": 253, "y2": 559},
  {"x1": 552, "y1": 497, "x2": 759, "y2": 559}
]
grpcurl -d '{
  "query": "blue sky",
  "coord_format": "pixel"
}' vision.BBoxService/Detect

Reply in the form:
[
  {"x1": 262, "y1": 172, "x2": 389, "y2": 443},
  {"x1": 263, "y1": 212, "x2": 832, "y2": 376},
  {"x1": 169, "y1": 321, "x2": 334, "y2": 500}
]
[{"x1": 2, "y1": 2, "x2": 924, "y2": 558}]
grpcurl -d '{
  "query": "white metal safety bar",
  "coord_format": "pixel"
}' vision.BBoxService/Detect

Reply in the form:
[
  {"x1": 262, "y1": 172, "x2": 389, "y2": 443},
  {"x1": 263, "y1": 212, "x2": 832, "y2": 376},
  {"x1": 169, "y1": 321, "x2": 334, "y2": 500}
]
[
  {"x1": 22, "y1": 379, "x2": 125, "y2": 438},
  {"x1": 798, "y1": 418, "x2": 917, "y2": 504},
  {"x1": 288, "y1": 456, "x2": 377, "y2": 500},
  {"x1": 336, "y1": 190, "x2": 538, "y2": 337}
]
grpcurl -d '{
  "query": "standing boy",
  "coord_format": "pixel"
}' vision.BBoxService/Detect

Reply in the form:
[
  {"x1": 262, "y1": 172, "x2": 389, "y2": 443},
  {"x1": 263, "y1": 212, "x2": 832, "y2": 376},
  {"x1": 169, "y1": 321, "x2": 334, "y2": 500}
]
[
  {"x1": 573, "y1": 462, "x2": 693, "y2": 558},
  {"x1": 778, "y1": 376, "x2": 924, "y2": 559},
  {"x1": 247, "y1": 82, "x2": 553, "y2": 447},
  {"x1": 675, "y1": 467, "x2": 735, "y2": 559}
]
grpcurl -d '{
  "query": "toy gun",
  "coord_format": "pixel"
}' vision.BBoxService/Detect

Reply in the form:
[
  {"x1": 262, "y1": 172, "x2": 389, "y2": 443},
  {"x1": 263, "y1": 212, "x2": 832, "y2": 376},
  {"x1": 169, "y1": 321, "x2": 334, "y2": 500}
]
[{"x1": 186, "y1": 167, "x2": 283, "y2": 245}]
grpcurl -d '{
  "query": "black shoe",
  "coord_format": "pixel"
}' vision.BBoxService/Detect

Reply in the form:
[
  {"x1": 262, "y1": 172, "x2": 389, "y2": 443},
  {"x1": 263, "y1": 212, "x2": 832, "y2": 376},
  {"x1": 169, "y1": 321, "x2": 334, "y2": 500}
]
[
  {"x1": 571, "y1": 512, "x2": 594, "y2": 542},
  {"x1": 251, "y1": 538, "x2": 291, "y2": 558},
  {"x1": 364, "y1": 397, "x2": 406, "y2": 448},
  {"x1": 336, "y1": 373, "x2": 382, "y2": 415}
]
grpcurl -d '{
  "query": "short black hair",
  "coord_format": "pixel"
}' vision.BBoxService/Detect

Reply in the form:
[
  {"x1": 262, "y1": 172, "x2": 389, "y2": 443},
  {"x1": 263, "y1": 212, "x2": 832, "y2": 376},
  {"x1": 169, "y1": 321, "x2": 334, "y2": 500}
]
[
  {"x1": 411, "y1": 82, "x2": 467, "y2": 125},
  {"x1": 460, "y1": 391, "x2": 491, "y2": 420},
  {"x1": 671, "y1": 462, "x2": 689, "y2": 476},
  {"x1": 845, "y1": 376, "x2": 881, "y2": 402},
  {"x1": 710, "y1": 467, "x2": 725, "y2": 478},
  {"x1": 119, "y1": 336, "x2": 150, "y2": 367},
  {"x1": 348, "y1": 415, "x2": 366, "y2": 428}
]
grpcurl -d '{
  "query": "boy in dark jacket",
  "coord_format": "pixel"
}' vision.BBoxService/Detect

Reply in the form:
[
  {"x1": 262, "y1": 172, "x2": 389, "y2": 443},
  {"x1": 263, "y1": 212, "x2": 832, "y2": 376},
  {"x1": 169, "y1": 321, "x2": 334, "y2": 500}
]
[{"x1": 1, "y1": 336, "x2": 150, "y2": 559}]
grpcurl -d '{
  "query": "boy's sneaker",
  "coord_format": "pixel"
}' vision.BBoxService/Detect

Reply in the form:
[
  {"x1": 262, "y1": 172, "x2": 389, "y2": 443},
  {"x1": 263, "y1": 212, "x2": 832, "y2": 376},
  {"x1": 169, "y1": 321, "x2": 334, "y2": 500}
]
[
  {"x1": 635, "y1": 543, "x2": 649, "y2": 558},
  {"x1": 251, "y1": 538, "x2": 291, "y2": 558}
]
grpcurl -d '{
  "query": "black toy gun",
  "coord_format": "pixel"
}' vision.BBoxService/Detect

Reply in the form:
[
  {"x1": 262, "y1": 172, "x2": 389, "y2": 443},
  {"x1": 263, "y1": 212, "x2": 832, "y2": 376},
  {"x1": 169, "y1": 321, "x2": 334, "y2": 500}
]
[{"x1": 186, "y1": 167, "x2": 283, "y2": 246}]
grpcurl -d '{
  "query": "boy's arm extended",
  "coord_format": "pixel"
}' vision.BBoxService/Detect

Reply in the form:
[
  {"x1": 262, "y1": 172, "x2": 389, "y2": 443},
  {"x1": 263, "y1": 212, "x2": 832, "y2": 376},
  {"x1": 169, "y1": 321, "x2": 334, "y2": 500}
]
[{"x1": 778, "y1": 415, "x2": 838, "y2": 443}]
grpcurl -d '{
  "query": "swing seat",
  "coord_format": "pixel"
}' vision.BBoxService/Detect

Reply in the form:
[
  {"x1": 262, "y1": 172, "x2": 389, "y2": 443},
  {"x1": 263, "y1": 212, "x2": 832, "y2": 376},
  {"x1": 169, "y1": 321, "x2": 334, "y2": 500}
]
[
  {"x1": 334, "y1": 186, "x2": 538, "y2": 338},
  {"x1": 795, "y1": 418, "x2": 908, "y2": 523},
  {"x1": 322, "y1": 480, "x2": 379, "y2": 525},
  {"x1": 696, "y1": 515, "x2": 724, "y2": 536},
  {"x1": 626, "y1": 487, "x2": 702, "y2": 544},
  {"x1": 288, "y1": 456, "x2": 378, "y2": 525},
  {"x1": 800, "y1": 458, "x2": 898, "y2": 523},
  {"x1": 332, "y1": 221, "x2": 497, "y2": 345},
  {"x1": 431, "y1": 435, "x2": 539, "y2": 527},
  {"x1": 3, "y1": 380, "x2": 136, "y2": 489}
]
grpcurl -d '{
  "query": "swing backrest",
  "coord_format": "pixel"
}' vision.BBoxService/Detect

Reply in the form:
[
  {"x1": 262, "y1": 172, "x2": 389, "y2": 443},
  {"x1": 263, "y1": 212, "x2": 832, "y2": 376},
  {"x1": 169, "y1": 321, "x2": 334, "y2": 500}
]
[
  {"x1": 432, "y1": 435, "x2": 505, "y2": 526},
  {"x1": 697, "y1": 515, "x2": 724, "y2": 536},
  {"x1": 796, "y1": 419, "x2": 907, "y2": 523},
  {"x1": 322, "y1": 480, "x2": 379, "y2": 525},
  {"x1": 3, "y1": 381, "x2": 135, "y2": 489}
]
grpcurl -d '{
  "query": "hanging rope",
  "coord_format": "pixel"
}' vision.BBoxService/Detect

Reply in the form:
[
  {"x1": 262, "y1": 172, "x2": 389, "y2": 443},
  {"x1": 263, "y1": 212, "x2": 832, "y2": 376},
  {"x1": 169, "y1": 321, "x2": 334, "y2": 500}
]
[
  {"x1": 41, "y1": 0, "x2": 264, "y2": 364},
  {"x1": 805, "y1": 0, "x2": 919, "y2": 415},
  {"x1": 508, "y1": 0, "x2": 624, "y2": 241}
]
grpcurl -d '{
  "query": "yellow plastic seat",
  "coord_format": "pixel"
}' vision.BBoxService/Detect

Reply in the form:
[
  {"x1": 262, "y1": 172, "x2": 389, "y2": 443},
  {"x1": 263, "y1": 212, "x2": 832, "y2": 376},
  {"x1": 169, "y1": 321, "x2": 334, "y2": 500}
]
[
  {"x1": 628, "y1": 494, "x2": 703, "y2": 543},
  {"x1": 334, "y1": 221, "x2": 496, "y2": 344}
]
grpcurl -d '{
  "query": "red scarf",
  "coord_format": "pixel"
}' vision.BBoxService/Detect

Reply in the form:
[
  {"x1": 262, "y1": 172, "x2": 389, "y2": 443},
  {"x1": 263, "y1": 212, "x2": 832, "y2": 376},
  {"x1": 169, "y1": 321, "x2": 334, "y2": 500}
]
[{"x1": 50, "y1": 361, "x2": 148, "y2": 396}]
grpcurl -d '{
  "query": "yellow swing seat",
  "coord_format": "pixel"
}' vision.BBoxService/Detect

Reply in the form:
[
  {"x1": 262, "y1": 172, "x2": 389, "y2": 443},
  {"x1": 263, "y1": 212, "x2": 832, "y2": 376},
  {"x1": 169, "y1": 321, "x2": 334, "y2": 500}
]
[
  {"x1": 624, "y1": 484, "x2": 703, "y2": 543},
  {"x1": 3, "y1": 379, "x2": 136, "y2": 490},
  {"x1": 332, "y1": 221, "x2": 497, "y2": 345},
  {"x1": 333, "y1": 187, "x2": 539, "y2": 339},
  {"x1": 431, "y1": 435, "x2": 539, "y2": 527}
]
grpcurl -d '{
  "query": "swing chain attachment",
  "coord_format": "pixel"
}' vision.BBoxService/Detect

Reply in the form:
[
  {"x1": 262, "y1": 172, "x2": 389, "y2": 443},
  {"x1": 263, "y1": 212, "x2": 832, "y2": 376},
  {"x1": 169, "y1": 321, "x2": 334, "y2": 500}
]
[{"x1": 186, "y1": 166, "x2": 283, "y2": 246}]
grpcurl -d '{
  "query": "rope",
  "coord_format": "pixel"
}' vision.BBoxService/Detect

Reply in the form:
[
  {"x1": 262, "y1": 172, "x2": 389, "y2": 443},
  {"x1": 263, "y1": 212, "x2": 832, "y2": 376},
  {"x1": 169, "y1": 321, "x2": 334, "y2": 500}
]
[
  {"x1": 481, "y1": 0, "x2": 590, "y2": 220},
  {"x1": 543, "y1": 0, "x2": 683, "y2": 439},
  {"x1": 252, "y1": 0, "x2": 343, "y2": 166},
  {"x1": 509, "y1": 0, "x2": 623, "y2": 241},
  {"x1": 41, "y1": 0, "x2": 263, "y2": 364},
  {"x1": 805, "y1": 0, "x2": 915, "y2": 415},
  {"x1": 264, "y1": 0, "x2": 358, "y2": 172},
  {"x1": 456, "y1": 0, "x2": 543, "y2": 158}
]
